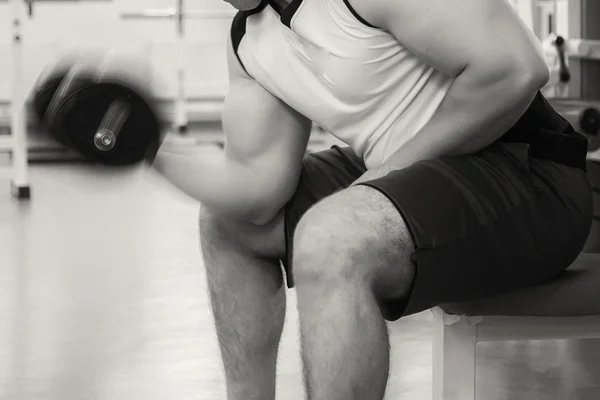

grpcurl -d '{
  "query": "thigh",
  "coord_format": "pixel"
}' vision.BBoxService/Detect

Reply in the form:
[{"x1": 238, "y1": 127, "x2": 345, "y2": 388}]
[{"x1": 359, "y1": 141, "x2": 593, "y2": 319}]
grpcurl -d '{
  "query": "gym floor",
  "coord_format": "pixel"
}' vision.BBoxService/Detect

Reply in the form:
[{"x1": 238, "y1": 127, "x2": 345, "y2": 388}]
[{"x1": 1, "y1": 137, "x2": 599, "y2": 400}]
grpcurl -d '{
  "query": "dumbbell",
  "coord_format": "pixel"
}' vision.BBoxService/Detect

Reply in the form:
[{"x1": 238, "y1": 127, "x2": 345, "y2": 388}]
[
  {"x1": 29, "y1": 62, "x2": 73, "y2": 145},
  {"x1": 30, "y1": 52, "x2": 164, "y2": 166}
]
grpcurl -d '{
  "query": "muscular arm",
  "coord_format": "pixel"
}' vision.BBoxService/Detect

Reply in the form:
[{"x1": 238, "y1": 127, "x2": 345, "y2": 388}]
[
  {"x1": 153, "y1": 36, "x2": 312, "y2": 224},
  {"x1": 351, "y1": 0, "x2": 549, "y2": 176}
]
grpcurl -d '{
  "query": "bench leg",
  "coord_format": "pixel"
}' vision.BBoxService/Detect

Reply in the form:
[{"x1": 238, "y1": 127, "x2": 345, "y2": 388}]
[{"x1": 432, "y1": 308, "x2": 477, "y2": 400}]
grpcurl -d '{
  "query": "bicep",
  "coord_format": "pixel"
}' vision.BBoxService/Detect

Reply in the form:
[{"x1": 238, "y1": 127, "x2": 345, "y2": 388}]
[
  {"x1": 222, "y1": 35, "x2": 312, "y2": 207},
  {"x1": 359, "y1": 0, "x2": 546, "y2": 77}
]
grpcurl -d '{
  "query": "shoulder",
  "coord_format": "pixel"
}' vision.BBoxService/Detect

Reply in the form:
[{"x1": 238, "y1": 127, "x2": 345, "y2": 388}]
[
  {"x1": 345, "y1": 0, "x2": 414, "y2": 31},
  {"x1": 343, "y1": 0, "x2": 386, "y2": 28}
]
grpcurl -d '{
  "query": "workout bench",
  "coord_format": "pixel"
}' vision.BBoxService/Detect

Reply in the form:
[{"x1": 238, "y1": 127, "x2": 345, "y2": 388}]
[
  {"x1": 430, "y1": 158, "x2": 600, "y2": 399},
  {"x1": 431, "y1": 254, "x2": 600, "y2": 400}
]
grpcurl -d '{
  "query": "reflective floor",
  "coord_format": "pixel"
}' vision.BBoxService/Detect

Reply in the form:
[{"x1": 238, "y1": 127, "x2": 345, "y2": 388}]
[{"x1": 0, "y1": 145, "x2": 599, "y2": 400}]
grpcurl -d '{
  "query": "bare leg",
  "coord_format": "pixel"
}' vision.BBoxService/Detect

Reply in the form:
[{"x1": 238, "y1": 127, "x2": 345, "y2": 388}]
[
  {"x1": 199, "y1": 207, "x2": 287, "y2": 400},
  {"x1": 297, "y1": 272, "x2": 391, "y2": 400},
  {"x1": 293, "y1": 187, "x2": 416, "y2": 400}
]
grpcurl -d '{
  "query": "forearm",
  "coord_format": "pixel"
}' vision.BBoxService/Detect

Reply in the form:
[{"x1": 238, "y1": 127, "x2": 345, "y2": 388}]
[
  {"x1": 152, "y1": 149, "x2": 271, "y2": 223},
  {"x1": 382, "y1": 64, "x2": 547, "y2": 172}
]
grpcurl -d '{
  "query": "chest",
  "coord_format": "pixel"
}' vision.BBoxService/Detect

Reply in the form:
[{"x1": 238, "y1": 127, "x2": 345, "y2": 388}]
[{"x1": 242, "y1": 2, "x2": 416, "y2": 104}]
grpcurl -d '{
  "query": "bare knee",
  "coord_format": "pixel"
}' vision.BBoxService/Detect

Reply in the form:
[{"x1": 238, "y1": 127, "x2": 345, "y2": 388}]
[
  {"x1": 293, "y1": 212, "x2": 375, "y2": 285},
  {"x1": 199, "y1": 206, "x2": 286, "y2": 259},
  {"x1": 292, "y1": 186, "x2": 415, "y2": 301}
]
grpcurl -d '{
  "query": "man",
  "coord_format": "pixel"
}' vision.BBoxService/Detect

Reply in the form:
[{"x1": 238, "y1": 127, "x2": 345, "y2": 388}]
[{"x1": 154, "y1": 0, "x2": 592, "y2": 399}]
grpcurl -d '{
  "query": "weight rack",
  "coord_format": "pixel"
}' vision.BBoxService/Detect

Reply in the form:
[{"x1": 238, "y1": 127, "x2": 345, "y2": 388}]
[{"x1": 120, "y1": 0, "x2": 235, "y2": 134}]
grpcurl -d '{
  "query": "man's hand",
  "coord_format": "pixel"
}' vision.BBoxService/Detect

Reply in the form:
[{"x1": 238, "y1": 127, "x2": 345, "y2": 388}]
[{"x1": 350, "y1": 0, "x2": 550, "y2": 166}]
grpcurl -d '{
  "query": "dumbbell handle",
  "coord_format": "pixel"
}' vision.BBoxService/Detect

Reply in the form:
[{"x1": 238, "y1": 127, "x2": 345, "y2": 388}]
[{"x1": 94, "y1": 100, "x2": 131, "y2": 151}]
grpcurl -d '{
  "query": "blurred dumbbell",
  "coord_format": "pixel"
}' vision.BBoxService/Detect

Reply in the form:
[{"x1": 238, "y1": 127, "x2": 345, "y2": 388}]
[
  {"x1": 29, "y1": 53, "x2": 79, "y2": 145},
  {"x1": 30, "y1": 50, "x2": 164, "y2": 166}
]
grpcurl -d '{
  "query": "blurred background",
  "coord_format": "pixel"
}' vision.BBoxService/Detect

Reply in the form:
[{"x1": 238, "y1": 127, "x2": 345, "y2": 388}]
[
  {"x1": 1, "y1": 1, "x2": 600, "y2": 400},
  {"x1": 0, "y1": 0, "x2": 232, "y2": 112}
]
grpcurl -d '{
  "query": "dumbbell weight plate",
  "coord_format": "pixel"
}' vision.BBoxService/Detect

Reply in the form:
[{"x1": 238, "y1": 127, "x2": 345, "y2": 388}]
[
  {"x1": 49, "y1": 82, "x2": 162, "y2": 166},
  {"x1": 29, "y1": 50, "x2": 101, "y2": 142},
  {"x1": 28, "y1": 65, "x2": 72, "y2": 144}
]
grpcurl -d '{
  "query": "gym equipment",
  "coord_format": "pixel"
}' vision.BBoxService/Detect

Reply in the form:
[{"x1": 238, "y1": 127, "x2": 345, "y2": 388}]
[
  {"x1": 535, "y1": 0, "x2": 600, "y2": 98},
  {"x1": 1, "y1": 0, "x2": 113, "y2": 199},
  {"x1": 525, "y1": 0, "x2": 600, "y2": 153},
  {"x1": 550, "y1": 99, "x2": 600, "y2": 152},
  {"x1": 120, "y1": 0, "x2": 235, "y2": 133},
  {"x1": 553, "y1": 35, "x2": 571, "y2": 83},
  {"x1": 1, "y1": 0, "x2": 32, "y2": 199},
  {"x1": 580, "y1": 107, "x2": 600, "y2": 136},
  {"x1": 34, "y1": 63, "x2": 163, "y2": 166},
  {"x1": 544, "y1": 31, "x2": 600, "y2": 151},
  {"x1": 29, "y1": 64, "x2": 71, "y2": 145}
]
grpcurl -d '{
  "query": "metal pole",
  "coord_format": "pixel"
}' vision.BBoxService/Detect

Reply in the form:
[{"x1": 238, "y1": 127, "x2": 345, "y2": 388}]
[
  {"x1": 566, "y1": 0, "x2": 582, "y2": 97},
  {"x1": 175, "y1": 0, "x2": 188, "y2": 133},
  {"x1": 120, "y1": 9, "x2": 234, "y2": 19},
  {"x1": 10, "y1": 0, "x2": 31, "y2": 199}
]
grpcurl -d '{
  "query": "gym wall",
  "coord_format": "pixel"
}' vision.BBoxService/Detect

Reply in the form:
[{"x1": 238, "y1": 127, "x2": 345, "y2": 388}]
[
  {"x1": 0, "y1": 0, "x2": 233, "y2": 106},
  {"x1": 0, "y1": 0, "x2": 572, "y2": 117}
]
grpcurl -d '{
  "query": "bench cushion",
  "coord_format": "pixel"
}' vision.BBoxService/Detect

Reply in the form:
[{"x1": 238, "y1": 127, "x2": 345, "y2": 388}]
[{"x1": 439, "y1": 253, "x2": 600, "y2": 317}]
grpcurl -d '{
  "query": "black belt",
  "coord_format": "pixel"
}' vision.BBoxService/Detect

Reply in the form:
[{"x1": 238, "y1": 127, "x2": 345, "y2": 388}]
[{"x1": 499, "y1": 122, "x2": 588, "y2": 172}]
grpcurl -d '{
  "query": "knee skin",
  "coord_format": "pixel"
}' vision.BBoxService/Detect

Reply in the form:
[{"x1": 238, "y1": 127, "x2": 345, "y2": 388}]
[{"x1": 291, "y1": 186, "x2": 416, "y2": 303}]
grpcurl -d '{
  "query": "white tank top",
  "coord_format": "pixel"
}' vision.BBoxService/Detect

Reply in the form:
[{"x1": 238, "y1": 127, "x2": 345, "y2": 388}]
[{"x1": 234, "y1": 0, "x2": 454, "y2": 169}]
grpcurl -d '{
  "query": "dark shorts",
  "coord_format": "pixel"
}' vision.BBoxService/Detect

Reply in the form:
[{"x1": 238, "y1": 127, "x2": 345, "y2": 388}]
[{"x1": 281, "y1": 141, "x2": 593, "y2": 321}]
